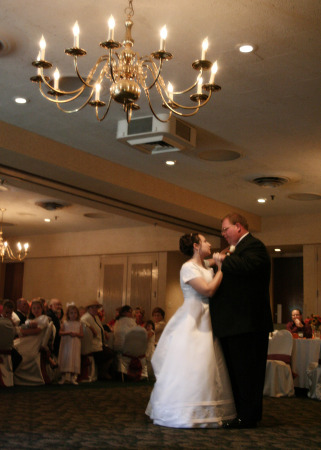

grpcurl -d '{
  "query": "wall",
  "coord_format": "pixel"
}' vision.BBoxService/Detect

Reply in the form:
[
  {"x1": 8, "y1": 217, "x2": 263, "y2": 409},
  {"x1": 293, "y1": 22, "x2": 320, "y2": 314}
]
[
  {"x1": 257, "y1": 213, "x2": 321, "y2": 246},
  {"x1": 19, "y1": 224, "x2": 182, "y2": 307},
  {"x1": 18, "y1": 227, "x2": 221, "y2": 316},
  {"x1": 165, "y1": 251, "x2": 186, "y2": 321}
]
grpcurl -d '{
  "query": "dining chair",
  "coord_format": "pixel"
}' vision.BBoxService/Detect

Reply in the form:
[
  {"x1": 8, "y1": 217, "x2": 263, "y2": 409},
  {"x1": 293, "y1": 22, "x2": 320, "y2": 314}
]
[
  {"x1": 117, "y1": 326, "x2": 148, "y2": 381},
  {"x1": 0, "y1": 319, "x2": 16, "y2": 387},
  {"x1": 263, "y1": 329, "x2": 295, "y2": 397},
  {"x1": 307, "y1": 362, "x2": 321, "y2": 400}
]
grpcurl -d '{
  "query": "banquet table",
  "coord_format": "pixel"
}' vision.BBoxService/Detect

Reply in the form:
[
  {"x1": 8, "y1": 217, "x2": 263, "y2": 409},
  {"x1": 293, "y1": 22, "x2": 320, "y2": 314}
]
[{"x1": 291, "y1": 338, "x2": 321, "y2": 389}]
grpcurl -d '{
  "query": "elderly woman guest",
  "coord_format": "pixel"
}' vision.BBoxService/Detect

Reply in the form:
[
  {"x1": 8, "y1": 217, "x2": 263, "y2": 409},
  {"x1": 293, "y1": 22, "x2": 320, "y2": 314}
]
[
  {"x1": 286, "y1": 308, "x2": 312, "y2": 338},
  {"x1": 152, "y1": 307, "x2": 166, "y2": 345}
]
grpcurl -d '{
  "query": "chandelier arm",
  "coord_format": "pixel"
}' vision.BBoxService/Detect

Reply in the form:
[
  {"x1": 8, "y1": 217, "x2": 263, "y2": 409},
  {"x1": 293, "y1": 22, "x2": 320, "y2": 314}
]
[
  {"x1": 38, "y1": 82, "x2": 87, "y2": 104},
  {"x1": 108, "y1": 49, "x2": 117, "y2": 83},
  {"x1": 95, "y1": 96, "x2": 113, "y2": 122},
  {"x1": 3, "y1": 243, "x2": 24, "y2": 261},
  {"x1": 55, "y1": 91, "x2": 95, "y2": 113},
  {"x1": 144, "y1": 89, "x2": 172, "y2": 123},
  {"x1": 141, "y1": 57, "x2": 164, "y2": 91},
  {"x1": 37, "y1": 69, "x2": 85, "y2": 96},
  {"x1": 75, "y1": 55, "x2": 109, "y2": 88}
]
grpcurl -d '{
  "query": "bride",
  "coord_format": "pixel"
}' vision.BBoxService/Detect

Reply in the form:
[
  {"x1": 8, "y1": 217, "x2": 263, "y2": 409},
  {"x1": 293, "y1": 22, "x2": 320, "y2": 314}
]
[{"x1": 146, "y1": 232, "x2": 236, "y2": 428}]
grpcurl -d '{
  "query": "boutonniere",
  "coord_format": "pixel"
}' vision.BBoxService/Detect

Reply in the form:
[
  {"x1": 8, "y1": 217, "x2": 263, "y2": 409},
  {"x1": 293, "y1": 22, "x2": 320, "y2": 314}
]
[{"x1": 226, "y1": 245, "x2": 235, "y2": 256}]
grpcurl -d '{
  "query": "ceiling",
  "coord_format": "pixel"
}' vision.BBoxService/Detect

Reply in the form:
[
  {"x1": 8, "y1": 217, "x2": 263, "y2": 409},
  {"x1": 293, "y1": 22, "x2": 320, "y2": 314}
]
[{"x1": 0, "y1": 0, "x2": 321, "y2": 238}]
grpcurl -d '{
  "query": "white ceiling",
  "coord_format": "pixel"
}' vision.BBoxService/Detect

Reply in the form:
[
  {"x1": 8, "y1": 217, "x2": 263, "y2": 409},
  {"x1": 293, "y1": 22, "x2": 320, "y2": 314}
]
[{"x1": 0, "y1": 0, "x2": 321, "y2": 237}]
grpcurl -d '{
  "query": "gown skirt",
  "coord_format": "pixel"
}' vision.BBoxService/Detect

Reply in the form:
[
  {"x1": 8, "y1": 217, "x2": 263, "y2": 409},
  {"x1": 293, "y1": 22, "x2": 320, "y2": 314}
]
[{"x1": 146, "y1": 261, "x2": 236, "y2": 428}]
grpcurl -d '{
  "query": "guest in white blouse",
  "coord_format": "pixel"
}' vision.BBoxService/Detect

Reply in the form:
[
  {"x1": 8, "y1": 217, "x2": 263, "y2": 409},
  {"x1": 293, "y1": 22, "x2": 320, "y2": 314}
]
[{"x1": 113, "y1": 305, "x2": 137, "y2": 352}]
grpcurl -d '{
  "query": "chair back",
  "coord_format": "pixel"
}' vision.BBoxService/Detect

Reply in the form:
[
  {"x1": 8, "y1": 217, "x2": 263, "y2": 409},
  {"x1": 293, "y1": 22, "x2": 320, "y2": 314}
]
[
  {"x1": 0, "y1": 319, "x2": 15, "y2": 351},
  {"x1": 268, "y1": 330, "x2": 293, "y2": 362},
  {"x1": 122, "y1": 327, "x2": 148, "y2": 357},
  {"x1": 41, "y1": 322, "x2": 56, "y2": 349}
]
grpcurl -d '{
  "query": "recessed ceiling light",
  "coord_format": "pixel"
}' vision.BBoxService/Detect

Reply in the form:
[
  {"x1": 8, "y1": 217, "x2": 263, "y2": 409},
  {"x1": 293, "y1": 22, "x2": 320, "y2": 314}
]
[
  {"x1": 257, "y1": 198, "x2": 266, "y2": 203},
  {"x1": 14, "y1": 97, "x2": 28, "y2": 104},
  {"x1": 166, "y1": 160, "x2": 176, "y2": 166},
  {"x1": 274, "y1": 248, "x2": 281, "y2": 252},
  {"x1": 44, "y1": 218, "x2": 51, "y2": 222},
  {"x1": 239, "y1": 44, "x2": 254, "y2": 53}
]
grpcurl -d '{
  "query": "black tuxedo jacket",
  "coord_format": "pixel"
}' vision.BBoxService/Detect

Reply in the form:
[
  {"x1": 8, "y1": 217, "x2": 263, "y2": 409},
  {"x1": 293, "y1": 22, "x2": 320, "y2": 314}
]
[{"x1": 210, "y1": 233, "x2": 273, "y2": 338}]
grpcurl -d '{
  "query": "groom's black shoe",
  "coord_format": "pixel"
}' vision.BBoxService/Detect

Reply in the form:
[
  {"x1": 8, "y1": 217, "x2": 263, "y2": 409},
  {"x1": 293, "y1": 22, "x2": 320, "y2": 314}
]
[{"x1": 223, "y1": 418, "x2": 257, "y2": 429}]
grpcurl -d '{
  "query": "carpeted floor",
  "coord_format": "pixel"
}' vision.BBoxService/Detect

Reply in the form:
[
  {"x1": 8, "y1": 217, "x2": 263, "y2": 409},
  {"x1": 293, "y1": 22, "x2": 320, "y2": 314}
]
[{"x1": 0, "y1": 382, "x2": 320, "y2": 449}]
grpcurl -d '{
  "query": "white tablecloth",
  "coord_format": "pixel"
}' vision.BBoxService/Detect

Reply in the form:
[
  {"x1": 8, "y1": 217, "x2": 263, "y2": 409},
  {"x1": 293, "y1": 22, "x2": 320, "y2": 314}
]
[{"x1": 291, "y1": 338, "x2": 321, "y2": 388}]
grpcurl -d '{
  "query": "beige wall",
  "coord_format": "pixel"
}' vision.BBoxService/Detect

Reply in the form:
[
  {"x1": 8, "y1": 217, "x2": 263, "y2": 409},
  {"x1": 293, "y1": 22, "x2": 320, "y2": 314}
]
[
  {"x1": 165, "y1": 251, "x2": 186, "y2": 321},
  {"x1": 6, "y1": 213, "x2": 321, "y2": 319},
  {"x1": 257, "y1": 213, "x2": 321, "y2": 246},
  {"x1": 17, "y1": 227, "x2": 221, "y2": 316}
]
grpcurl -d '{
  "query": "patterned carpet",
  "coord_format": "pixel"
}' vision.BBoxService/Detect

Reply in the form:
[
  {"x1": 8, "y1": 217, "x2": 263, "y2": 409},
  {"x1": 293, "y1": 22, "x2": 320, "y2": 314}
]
[{"x1": 0, "y1": 382, "x2": 320, "y2": 449}]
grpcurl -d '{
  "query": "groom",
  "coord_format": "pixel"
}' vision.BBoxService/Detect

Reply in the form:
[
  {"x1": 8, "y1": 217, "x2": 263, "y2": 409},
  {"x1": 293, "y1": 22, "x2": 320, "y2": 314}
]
[{"x1": 210, "y1": 213, "x2": 273, "y2": 429}]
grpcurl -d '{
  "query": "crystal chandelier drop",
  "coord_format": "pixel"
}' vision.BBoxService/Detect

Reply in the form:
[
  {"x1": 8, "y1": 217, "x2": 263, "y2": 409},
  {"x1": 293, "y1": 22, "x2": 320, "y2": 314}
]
[
  {"x1": 0, "y1": 209, "x2": 29, "y2": 262},
  {"x1": 31, "y1": 0, "x2": 221, "y2": 123}
]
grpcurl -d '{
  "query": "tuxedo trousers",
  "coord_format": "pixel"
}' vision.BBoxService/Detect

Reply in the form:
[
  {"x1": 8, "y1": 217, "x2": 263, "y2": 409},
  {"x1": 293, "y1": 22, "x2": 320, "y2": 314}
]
[{"x1": 220, "y1": 331, "x2": 269, "y2": 423}]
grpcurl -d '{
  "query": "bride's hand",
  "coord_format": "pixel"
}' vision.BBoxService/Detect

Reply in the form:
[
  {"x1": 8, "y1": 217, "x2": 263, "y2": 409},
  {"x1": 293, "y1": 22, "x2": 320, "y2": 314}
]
[{"x1": 213, "y1": 252, "x2": 222, "y2": 270}]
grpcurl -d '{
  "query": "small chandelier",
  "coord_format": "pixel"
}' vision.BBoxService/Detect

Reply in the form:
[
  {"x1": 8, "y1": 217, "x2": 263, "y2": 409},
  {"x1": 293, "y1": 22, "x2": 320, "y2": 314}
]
[
  {"x1": 31, "y1": 0, "x2": 221, "y2": 123},
  {"x1": 0, "y1": 209, "x2": 29, "y2": 262}
]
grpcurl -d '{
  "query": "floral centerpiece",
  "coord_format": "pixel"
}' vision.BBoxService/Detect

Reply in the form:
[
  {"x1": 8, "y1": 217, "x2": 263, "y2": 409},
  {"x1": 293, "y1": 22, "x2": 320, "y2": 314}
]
[{"x1": 305, "y1": 314, "x2": 321, "y2": 331}]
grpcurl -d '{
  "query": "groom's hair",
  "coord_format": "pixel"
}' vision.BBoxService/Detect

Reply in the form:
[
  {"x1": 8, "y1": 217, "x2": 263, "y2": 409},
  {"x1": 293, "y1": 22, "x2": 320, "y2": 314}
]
[{"x1": 223, "y1": 213, "x2": 249, "y2": 231}]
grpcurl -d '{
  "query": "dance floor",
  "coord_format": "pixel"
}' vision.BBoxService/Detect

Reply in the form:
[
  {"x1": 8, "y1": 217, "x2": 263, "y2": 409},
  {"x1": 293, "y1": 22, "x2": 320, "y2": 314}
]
[{"x1": 0, "y1": 381, "x2": 320, "y2": 449}]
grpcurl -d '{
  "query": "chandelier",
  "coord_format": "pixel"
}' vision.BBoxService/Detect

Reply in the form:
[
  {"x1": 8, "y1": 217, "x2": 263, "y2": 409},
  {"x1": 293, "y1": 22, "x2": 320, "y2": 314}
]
[
  {"x1": 0, "y1": 209, "x2": 29, "y2": 262},
  {"x1": 31, "y1": 0, "x2": 221, "y2": 123}
]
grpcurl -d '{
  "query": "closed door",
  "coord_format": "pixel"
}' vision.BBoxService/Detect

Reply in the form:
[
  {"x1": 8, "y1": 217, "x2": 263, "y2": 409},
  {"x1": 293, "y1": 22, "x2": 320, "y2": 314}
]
[{"x1": 99, "y1": 254, "x2": 158, "y2": 322}]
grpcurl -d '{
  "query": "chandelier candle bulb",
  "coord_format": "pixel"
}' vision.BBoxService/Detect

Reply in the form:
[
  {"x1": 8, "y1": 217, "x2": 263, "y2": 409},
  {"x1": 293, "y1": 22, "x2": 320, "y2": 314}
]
[
  {"x1": 73, "y1": 22, "x2": 80, "y2": 48},
  {"x1": 36, "y1": 52, "x2": 41, "y2": 75},
  {"x1": 201, "y1": 38, "x2": 208, "y2": 60},
  {"x1": 39, "y1": 35, "x2": 46, "y2": 60},
  {"x1": 160, "y1": 26, "x2": 167, "y2": 50},
  {"x1": 108, "y1": 15, "x2": 115, "y2": 40},
  {"x1": 95, "y1": 83, "x2": 101, "y2": 101},
  {"x1": 167, "y1": 82, "x2": 173, "y2": 100},
  {"x1": 209, "y1": 61, "x2": 217, "y2": 84},
  {"x1": 197, "y1": 77, "x2": 203, "y2": 94},
  {"x1": 54, "y1": 68, "x2": 60, "y2": 90}
]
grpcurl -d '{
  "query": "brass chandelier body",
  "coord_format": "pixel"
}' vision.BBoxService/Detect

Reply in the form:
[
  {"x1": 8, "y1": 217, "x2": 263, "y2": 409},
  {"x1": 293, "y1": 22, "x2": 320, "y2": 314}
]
[
  {"x1": 31, "y1": 0, "x2": 221, "y2": 123},
  {"x1": 0, "y1": 209, "x2": 29, "y2": 262}
]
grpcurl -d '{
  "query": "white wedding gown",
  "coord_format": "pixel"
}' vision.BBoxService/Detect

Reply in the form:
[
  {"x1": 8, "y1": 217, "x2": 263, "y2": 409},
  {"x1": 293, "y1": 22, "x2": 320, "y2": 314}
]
[{"x1": 146, "y1": 260, "x2": 236, "y2": 428}]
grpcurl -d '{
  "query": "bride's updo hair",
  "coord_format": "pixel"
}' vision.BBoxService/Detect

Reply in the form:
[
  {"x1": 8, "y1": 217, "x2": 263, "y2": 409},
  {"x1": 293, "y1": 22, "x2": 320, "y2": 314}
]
[{"x1": 179, "y1": 233, "x2": 200, "y2": 256}]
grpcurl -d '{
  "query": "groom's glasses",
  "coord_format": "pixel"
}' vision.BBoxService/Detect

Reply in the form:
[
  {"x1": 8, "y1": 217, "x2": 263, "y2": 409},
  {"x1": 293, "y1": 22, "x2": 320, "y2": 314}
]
[{"x1": 221, "y1": 225, "x2": 233, "y2": 234}]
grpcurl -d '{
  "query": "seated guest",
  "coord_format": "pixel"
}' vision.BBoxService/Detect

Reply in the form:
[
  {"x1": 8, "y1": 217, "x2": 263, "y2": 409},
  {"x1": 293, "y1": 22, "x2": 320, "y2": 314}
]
[
  {"x1": 14, "y1": 299, "x2": 52, "y2": 385},
  {"x1": 0, "y1": 300, "x2": 22, "y2": 372},
  {"x1": 286, "y1": 308, "x2": 312, "y2": 338},
  {"x1": 15, "y1": 298, "x2": 30, "y2": 325},
  {"x1": 47, "y1": 298, "x2": 63, "y2": 357},
  {"x1": 80, "y1": 300, "x2": 114, "y2": 380},
  {"x1": 113, "y1": 305, "x2": 137, "y2": 352},
  {"x1": 152, "y1": 307, "x2": 166, "y2": 345},
  {"x1": 134, "y1": 307, "x2": 146, "y2": 327}
]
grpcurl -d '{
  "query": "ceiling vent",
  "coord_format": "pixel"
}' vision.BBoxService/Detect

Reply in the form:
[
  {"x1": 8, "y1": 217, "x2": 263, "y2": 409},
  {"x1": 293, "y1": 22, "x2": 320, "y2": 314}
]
[
  {"x1": 35, "y1": 201, "x2": 70, "y2": 211},
  {"x1": 117, "y1": 114, "x2": 196, "y2": 154},
  {"x1": 252, "y1": 176, "x2": 289, "y2": 188}
]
